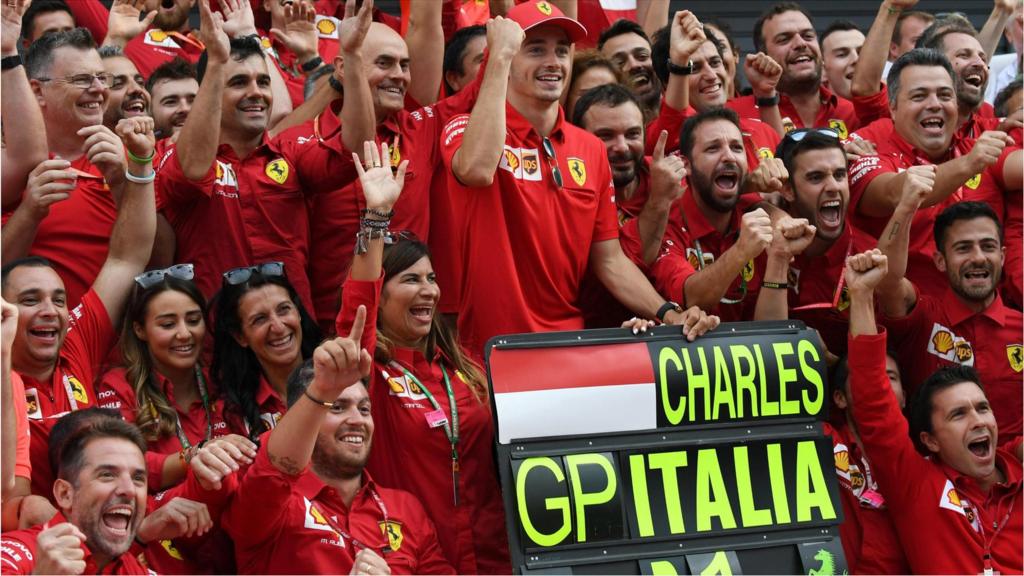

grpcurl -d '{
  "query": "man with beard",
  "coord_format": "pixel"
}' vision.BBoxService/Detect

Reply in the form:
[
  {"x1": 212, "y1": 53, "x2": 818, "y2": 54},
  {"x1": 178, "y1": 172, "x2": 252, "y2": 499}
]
[
  {"x1": 729, "y1": 2, "x2": 859, "y2": 137},
  {"x1": 98, "y1": 46, "x2": 151, "y2": 131},
  {"x1": 645, "y1": 107, "x2": 773, "y2": 322},
  {"x1": 848, "y1": 49, "x2": 1011, "y2": 301},
  {"x1": 819, "y1": 21, "x2": 864, "y2": 100},
  {"x1": 752, "y1": 129, "x2": 876, "y2": 356},
  {"x1": 853, "y1": 5, "x2": 1000, "y2": 136},
  {"x1": 224, "y1": 311, "x2": 453, "y2": 574},
  {"x1": 646, "y1": 11, "x2": 782, "y2": 169},
  {"x1": 97, "y1": 0, "x2": 201, "y2": 78},
  {"x1": 444, "y1": 1, "x2": 697, "y2": 355},
  {"x1": 844, "y1": 247, "x2": 1023, "y2": 575},
  {"x1": 0, "y1": 419, "x2": 150, "y2": 574},
  {"x1": 157, "y1": 0, "x2": 360, "y2": 310},
  {"x1": 598, "y1": 19, "x2": 661, "y2": 117},
  {"x1": 877, "y1": 199, "x2": 1023, "y2": 446},
  {"x1": 146, "y1": 57, "x2": 198, "y2": 140}
]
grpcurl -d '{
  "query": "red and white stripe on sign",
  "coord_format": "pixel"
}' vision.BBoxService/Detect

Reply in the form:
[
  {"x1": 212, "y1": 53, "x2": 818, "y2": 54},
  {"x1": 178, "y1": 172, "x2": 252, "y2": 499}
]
[{"x1": 490, "y1": 343, "x2": 656, "y2": 443}]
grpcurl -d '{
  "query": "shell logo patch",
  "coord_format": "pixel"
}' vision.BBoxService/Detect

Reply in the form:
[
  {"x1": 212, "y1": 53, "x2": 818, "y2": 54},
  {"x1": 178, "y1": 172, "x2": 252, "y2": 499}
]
[
  {"x1": 567, "y1": 157, "x2": 586, "y2": 186},
  {"x1": 932, "y1": 328, "x2": 954, "y2": 354},
  {"x1": 315, "y1": 16, "x2": 339, "y2": 37},
  {"x1": 387, "y1": 377, "x2": 405, "y2": 394},
  {"x1": 214, "y1": 161, "x2": 238, "y2": 187},
  {"x1": 927, "y1": 323, "x2": 975, "y2": 366},
  {"x1": 144, "y1": 29, "x2": 178, "y2": 48},
  {"x1": 265, "y1": 159, "x2": 290, "y2": 184},
  {"x1": 381, "y1": 366, "x2": 427, "y2": 401},
  {"x1": 833, "y1": 448, "x2": 850, "y2": 473},
  {"x1": 965, "y1": 173, "x2": 981, "y2": 189},
  {"x1": 536, "y1": 1, "x2": 553, "y2": 15},
  {"x1": 259, "y1": 410, "x2": 282, "y2": 431},
  {"x1": 939, "y1": 480, "x2": 965, "y2": 514},
  {"x1": 828, "y1": 119, "x2": 848, "y2": 140},
  {"x1": 303, "y1": 497, "x2": 341, "y2": 536},
  {"x1": 1008, "y1": 345, "x2": 1023, "y2": 372},
  {"x1": 66, "y1": 375, "x2": 89, "y2": 405},
  {"x1": 379, "y1": 520, "x2": 403, "y2": 551},
  {"x1": 504, "y1": 148, "x2": 521, "y2": 173},
  {"x1": 741, "y1": 259, "x2": 755, "y2": 282},
  {"x1": 757, "y1": 147, "x2": 774, "y2": 160}
]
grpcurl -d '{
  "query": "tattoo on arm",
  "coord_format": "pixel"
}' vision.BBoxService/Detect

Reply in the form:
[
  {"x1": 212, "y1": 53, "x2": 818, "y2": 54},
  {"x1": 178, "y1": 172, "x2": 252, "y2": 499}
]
[
  {"x1": 270, "y1": 454, "x2": 302, "y2": 475},
  {"x1": 888, "y1": 222, "x2": 900, "y2": 239}
]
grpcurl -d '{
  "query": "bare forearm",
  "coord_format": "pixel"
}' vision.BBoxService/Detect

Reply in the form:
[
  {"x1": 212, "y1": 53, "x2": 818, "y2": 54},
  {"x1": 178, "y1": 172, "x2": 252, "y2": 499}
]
[
  {"x1": 682, "y1": 245, "x2": 748, "y2": 310},
  {"x1": 269, "y1": 78, "x2": 338, "y2": 139},
  {"x1": 848, "y1": 288, "x2": 878, "y2": 337},
  {"x1": 754, "y1": 254, "x2": 789, "y2": 320},
  {"x1": 267, "y1": 398, "x2": 323, "y2": 475},
  {"x1": 1004, "y1": 149, "x2": 1022, "y2": 190},
  {"x1": 549, "y1": 0, "x2": 577, "y2": 19},
  {"x1": 265, "y1": 53, "x2": 295, "y2": 128},
  {"x1": 1, "y1": 361, "x2": 16, "y2": 501},
  {"x1": 928, "y1": 155, "x2": 984, "y2": 206},
  {"x1": 636, "y1": 199, "x2": 672, "y2": 265},
  {"x1": 853, "y1": 2, "x2": 899, "y2": 95},
  {"x1": 1, "y1": 68, "x2": 48, "y2": 210},
  {"x1": 107, "y1": 176, "x2": 157, "y2": 268},
  {"x1": 341, "y1": 52, "x2": 377, "y2": 162},
  {"x1": 979, "y1": 5, "x2": 1013, "y2": 63},
  {"x1": 177, "y1": 62, "x2": 224, "y2": 181},
  {"x1": 876, "y1": 202, "x2": 917, "y2": 316},
  {"x1": 662, "y1": 72, "x2": 688, "y2": 112},
  {"x1": 406, "y1": 0, "x2": 443, "y2": 106},
  {"x1": 452, "y1": 54, "x2": 513, "y2": 186},
  {"x1": 757, "y1": 102, "x2": 785, "y2": 136},
  {"x1": 594, "y1": 247, "x2": 666, "y2": 319},
  {"x1": 637, "y1": 0, "x2": 670, "y2": 38},
  {"x1": 0, "y1": 208, "x2": 42, "y2": 262}
]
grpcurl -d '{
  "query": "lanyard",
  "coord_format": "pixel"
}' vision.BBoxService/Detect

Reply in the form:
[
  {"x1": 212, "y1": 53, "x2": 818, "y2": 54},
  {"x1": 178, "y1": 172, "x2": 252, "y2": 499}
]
[
  {"x1": 401, "y1": 364, "x2": 461, "y2": 506},
  {"x1": 173, "y1": 366, "x2": 213, "y2": 450},
  {"x1": 164, "y1": 31, "x2": 204, "y2": 52},
  {"x1": 317, "y1": 486, "x2": 394, "y2": 556},
  {"x1": 978, "y1": 490, "x2": 1017, "y2": 576},
  {"x1": 679, "y1": 206, "x2": 747, "y2": 305},
  {"x1": 792, "y1": 237, "x2": 853, "y2": 311}
]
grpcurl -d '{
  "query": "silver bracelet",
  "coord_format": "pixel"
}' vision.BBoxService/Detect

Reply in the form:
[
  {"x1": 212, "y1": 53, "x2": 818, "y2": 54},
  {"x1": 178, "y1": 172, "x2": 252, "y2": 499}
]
[{"x1": 124, "y1": 169, "x2": 156, "y2": 184}]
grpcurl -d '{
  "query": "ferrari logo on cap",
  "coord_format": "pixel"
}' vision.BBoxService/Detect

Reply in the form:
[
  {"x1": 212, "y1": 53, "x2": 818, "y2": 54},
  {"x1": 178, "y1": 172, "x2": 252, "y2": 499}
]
[
  {"x1": 536, "y1": 1, "x2": 553, "y2": 15},
  {"x1": 828, "y1": 119, "x2": 848, "y2": 139},
  {"x1": 265, "y1": 159, "x2": 290, "y2": 184},
  {"x1": 379, "y1": 520, "x2": 404, "y2": 551},
  {"x1": 567, "y1": 157, "x2": 586, "y2": 185},
  {"x1": 1008, "y1": 345, "x2": 1023, "y2": 372}
]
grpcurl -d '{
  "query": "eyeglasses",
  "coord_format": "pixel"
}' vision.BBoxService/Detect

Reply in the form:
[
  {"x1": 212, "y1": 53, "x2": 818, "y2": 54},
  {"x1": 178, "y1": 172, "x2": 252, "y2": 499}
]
[
  {"x1": 783, "y1": 128, "x2": 840, "y2": 143},
  {"x1": 222, "y1": 262, "x2": 286, "y2": 285},
  {"x1": 541, "y1": 137, "x2": 564, "y2": 188},
  {"x1": 134, "y1": 263, "x2": 195, "y2": 289},
  {"x1": 35, "y1": 72, "x2": 114, "y2": 89}
]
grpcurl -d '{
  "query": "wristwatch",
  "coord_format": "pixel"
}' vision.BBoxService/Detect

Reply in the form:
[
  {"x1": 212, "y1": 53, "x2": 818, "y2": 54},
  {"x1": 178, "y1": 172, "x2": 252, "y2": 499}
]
[
  {"x1": 1, "y1": 54, "x2": 22, "y2": 71},
  {"x1": 656, "y1": 301, "x2": 683, "y2": 322},
  {"x1": 755, "y1": 93, "x2": 780, "y2": 107},
  {"x1": 667, "y1": 59, "x2": 694, "y2": 76}
]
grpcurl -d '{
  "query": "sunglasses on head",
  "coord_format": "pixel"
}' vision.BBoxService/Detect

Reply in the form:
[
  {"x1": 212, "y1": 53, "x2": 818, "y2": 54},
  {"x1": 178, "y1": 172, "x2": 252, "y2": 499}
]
[
  {"x1": 222, "y1": 262, "x2": 286, "y2": 285},
  {"x1": 134, "y1": 263, "x2": 195, "y2": 289},
  {"x1": 784, "y1": 128, "x2": 840, "y2": 143}
]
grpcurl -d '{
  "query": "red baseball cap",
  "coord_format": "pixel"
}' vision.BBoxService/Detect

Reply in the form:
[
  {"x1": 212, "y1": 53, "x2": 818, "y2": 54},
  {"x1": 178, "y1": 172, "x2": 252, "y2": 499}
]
[{"x1": 506, "y1": 1, "x2": 588, "y2": 44}]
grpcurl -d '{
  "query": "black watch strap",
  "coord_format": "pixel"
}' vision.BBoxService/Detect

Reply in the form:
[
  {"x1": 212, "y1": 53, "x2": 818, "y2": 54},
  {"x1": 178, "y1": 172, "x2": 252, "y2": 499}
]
[
  {"x1": 667, "y1": 59, "x2": 694, "y2": 76},
  {"x1": 301, "y1": 55, "x2": 323, "y2": 72},
  {"x1": 755, "y1": 93, "x2": 780, "y2": 107},
  {"x1": 656, "y1": 301, "x2": 682, "y2": 321},
  {"x1": 1, "y1": 54, "x2": 23, "y2": 71}
]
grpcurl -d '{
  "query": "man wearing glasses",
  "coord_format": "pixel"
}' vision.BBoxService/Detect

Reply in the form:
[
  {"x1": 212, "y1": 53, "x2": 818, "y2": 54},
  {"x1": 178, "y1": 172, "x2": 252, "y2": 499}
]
[
  {"x1": 225, "y1": 317, "x2": 453, "y2": 574},
  {"x1": 443, "y1": 1, "x2": 699, "y2": 356},
  {"x1": 1, "y1": 28, "x2": 135, "y2": 313},
  {"x1": 847, "y1": 49, "x2": 1012, "y2": 301},
  {"x1": 752, "y1": 128, "x2": 875, "y2": 356}
]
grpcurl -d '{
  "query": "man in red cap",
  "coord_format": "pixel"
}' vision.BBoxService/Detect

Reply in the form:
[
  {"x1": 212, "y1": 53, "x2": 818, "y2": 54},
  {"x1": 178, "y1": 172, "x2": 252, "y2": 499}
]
[{"x1": 443, "y1": 1, "x2": 698, "y2": 355}]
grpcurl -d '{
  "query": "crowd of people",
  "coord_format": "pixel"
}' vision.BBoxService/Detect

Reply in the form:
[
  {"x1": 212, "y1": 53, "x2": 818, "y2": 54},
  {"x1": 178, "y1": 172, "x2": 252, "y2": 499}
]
[{"x1": 0, "y1": 0, "x2": 1021, "y2": 573}]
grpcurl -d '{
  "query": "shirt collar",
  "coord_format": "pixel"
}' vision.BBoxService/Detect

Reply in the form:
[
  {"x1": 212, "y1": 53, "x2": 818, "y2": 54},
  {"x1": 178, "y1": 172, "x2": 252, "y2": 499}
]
[
  {"x1": 295, "y1": 467, "x2": 379, "y2": 506},
  {"x1": 255, "y1": 375, "x2": 282, "y2": 407},
  {"x1": 941, "y1": 449, "x2": 1023, "y2": 497},
  {"x1": 505, "y1": 101, "x2": 567, "y2": 144},
  {"x1": 678, "y1": 186, "x2": 739, "y2": 241},
  {"x1": 943, "y1": 286, "x2": 1010, "y2": 327}
]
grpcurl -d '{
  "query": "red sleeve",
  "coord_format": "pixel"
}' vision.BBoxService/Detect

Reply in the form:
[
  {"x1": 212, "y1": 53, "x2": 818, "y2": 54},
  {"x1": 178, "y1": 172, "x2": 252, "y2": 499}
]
[
  {"x1": 94, "y1": 368, "x2": 140, "y2": 421},
  {"x1": 848, "y1": 153, "x2": 897, "y2": 214},
  {"x1": 0, "y1": 531, "x2": 36, "y2": 574},
  {"x1": 649, "y1": 234, "x2": 696, "y2": 304},
  {"x1": 11, "y1": 373, "x2": 30, "y2": 480},
  {"x1": 222, "y1": 440, "x2": 301, "y2": 549},
  {"x1": 644, "y1": 102, "x2": 692, "y2": 155},
  {"x1": 847, "y1": 331, "x2": 933, "y2": 505},
  {"x1": 851, "y1": 85, "x2": 891, "y2": 127},
  {"x1": 154, "y1": 146, "x2": 216, "y2": 212},
  {"x1": 150, "y1": 464, "x2": 240, "y2": 524},
  {"x1": 440, "y1": 113, "x2": 471, "y2": 171},
  {"x1": 65, "y1": 1, "x2": 109, "y2": 44},
  {"x1": 278, "y1": 134, "x2": 358, "y2": 195},
  {"x1": 617, "y1": 218, "x2": 648, "y2": 270},
  {"x1": 336, "y1": 276, "x2": 382, "y2": 354},
  {"x1": 592, "y1": 177, "x2": 619, "y2": 243},
  {"x1": 62, "y1": 289, "x2": 116, "y2": 393},
  {"x1": 144, "y1": 451, "x2": 172, "y2": 491}
]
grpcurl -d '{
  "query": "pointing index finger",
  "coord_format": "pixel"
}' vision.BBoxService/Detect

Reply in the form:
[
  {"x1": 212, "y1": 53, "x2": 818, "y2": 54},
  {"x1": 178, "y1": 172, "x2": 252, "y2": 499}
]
[
  {"x1": 348, "y1": 304, "x2": 367, "y2": 343},
  {"x1": 653, "y1": 130, "x2": 668, "y2": 161}
]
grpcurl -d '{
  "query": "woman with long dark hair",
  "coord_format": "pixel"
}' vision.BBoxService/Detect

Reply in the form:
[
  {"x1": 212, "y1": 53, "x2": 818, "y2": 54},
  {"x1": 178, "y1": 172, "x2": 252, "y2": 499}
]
[
  {"x1": 334, "y1": 143, "x2": 509, "y2": 573},
  {"x1": 211, "y1": 262, "x2": 322, "y2": 438}
]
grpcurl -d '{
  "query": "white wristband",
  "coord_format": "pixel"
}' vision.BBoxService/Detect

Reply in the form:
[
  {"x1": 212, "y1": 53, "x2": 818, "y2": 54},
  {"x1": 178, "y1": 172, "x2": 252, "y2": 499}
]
[{"x1": 124, "y1": 170, "x2": 156, "y2": 184}]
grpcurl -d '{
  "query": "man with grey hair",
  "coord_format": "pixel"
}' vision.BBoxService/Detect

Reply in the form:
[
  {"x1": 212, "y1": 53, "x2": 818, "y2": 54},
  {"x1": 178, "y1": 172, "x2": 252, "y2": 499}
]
[{"x1": 847, "y1": 48, "x2": 1012, "y2": 301}]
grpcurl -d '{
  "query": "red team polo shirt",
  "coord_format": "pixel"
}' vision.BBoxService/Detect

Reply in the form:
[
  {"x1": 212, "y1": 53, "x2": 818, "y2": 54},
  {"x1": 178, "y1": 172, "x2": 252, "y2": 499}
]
[
  {"x1": 786, "y1": 224, "x2": 876, "y2": 356},
  {"x1": 645, "y1": 102, "x2": 782, "y2": 170},
  {"x1": 822, "y1": 421, "x2": 909, "y2": 574},
  {"x1": 2, "y1": 155, "x2": 116, "y2": 311},
  {"x1": 337, "y1": 277, "x2": 510, "y2": 573},
  {"x1": 223, "y1": 442, "x2": 453, "y2": 574},
  {"x1": 728, "y1": 85, "x2": 859, "y2": 137},
  {"x1": 882, "y1": 286, "x2": 1024, "y2": 444},
  {"x1": 0, "y1": 513, "x2": 151, "y2": 575},
  {"x1": 125, "y1": 29, "x2": 204, "y2": 79},
  {"x1": 625, "y1": 188, "x2": 763, "y2": 322},
  {"x1": 848, "y1": 118, "x2": 971, "y2": 300},
  {"x1": 155, "y1": 132, "x2": 357, "y2": 315},
  {"x1": 848, "y1": 332, "x2": 1023, "y2": 574},
  {"x1": 441, "y1": 105, "x2": 619, "y2": 356}
]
